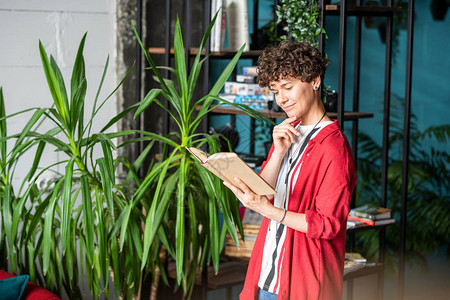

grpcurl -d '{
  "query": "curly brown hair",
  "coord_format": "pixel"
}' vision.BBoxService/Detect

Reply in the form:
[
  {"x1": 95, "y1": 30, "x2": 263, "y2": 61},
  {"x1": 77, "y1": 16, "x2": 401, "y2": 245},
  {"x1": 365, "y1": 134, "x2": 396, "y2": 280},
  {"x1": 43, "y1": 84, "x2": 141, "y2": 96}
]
[{"x1": 257, "y1": 41, "x2": 329, "y2": 87}]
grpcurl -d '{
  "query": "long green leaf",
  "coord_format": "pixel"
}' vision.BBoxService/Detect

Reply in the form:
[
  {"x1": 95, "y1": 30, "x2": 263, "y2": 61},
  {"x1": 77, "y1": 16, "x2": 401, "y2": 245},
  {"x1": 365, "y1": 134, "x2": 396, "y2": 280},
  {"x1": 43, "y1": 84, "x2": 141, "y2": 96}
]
[
  {"x1": 187, "y1": 10, "x2": 219, "y2": 100},
  {"x1": 39, "y1": 40, "x2": 70, "y2": 128},
  {"x1": 174, "y1": 16, "x2": 188, "y2": 115},
  {"x1": 43, "y1": 180, "x2": 63, "y2": 275},
  {"x1": 81, "y1": 176, "x2": 94, "y2": 267},
  {"x1": 98, "y1": 158, "x2": 114, "y2": 216},
  {"x1": 49, "y1": 55, "x2": 70, "y2": 130},
  {"x1": 132, "y1": 21, "x2": 170, "y2": 94},
  {"x1": 87, "y1": 55, "x2": 109, "y2": 138},
  {"x1": 61, "y1": 158, "x2": 75, "y2": 255},
  {"x1": 0, "y1": 87, "x2": 6, "y2": 161},
  {"x1": 26, "y1": 140, "x2": 45, "y2": 181},
  {"x1": 133, "y1": 89, "x2": 162, "y2": 119},
  {"x1": 141, "y1": 168, "x2": 178, "y2": 269},
  {"x1": 100, "y1": 102, "x2": 140, "y2": 133},
  {"x1": 2, "y1": 185, "x2": 13, "y2": 252},
  {"x1": 110, "y1": 232, "x2": 121, "y2": 297},
  {"x1": 175, "y1": 154, "x2": 187, "y2": 283},
  {"x1": 70, "y1": 33, "x2": 87, "y2": 105}
]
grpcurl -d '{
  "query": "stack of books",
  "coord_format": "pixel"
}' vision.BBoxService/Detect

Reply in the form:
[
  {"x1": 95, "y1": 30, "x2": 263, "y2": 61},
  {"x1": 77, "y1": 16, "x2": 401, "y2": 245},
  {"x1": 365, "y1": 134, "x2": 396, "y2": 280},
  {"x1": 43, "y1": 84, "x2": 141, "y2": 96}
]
[
  {"x1": 347, "y1": 204, "x2": 395, "y2": 227},
  {"x1": 344, "y1": 252, "x2": 374, "y2": 275},
  {"x1": 218, "y1": 67, "x2": 274, "y2": 110}
]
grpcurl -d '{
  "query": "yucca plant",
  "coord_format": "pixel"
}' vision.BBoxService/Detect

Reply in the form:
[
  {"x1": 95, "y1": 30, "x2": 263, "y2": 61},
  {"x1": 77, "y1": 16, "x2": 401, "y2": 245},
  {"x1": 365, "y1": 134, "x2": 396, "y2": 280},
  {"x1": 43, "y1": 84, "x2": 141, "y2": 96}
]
[
  {"x1": 0, "y1": 87, "x2": 49, "y2": 279},
  {"x1": 1, "y1": 33, "x2": 151, "y2": 299},
  {"x1": 128, "y1": 12, "x2": 273, "y2": 297}
]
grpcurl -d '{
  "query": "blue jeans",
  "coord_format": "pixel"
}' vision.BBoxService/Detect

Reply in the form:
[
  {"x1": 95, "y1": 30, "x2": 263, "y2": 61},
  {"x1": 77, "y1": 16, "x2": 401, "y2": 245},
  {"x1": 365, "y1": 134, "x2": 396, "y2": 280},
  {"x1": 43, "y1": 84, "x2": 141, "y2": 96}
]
[{"x1": 258, "y1": 288, "x2": 277, "y2": 300}]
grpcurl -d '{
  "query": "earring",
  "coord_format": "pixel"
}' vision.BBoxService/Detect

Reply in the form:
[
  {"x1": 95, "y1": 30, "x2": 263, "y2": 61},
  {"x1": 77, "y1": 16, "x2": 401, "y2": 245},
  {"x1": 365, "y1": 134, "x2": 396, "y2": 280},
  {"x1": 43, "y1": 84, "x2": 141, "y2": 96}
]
[{"x1": 313, "y1": 86, "x2": 319, "y2": 91}]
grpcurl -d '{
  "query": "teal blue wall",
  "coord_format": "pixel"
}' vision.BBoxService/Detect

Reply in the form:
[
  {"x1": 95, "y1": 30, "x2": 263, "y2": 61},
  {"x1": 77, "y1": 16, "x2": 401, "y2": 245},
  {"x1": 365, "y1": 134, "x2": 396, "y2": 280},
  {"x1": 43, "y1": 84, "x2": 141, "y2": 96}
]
[
  {"x1": 210, "y1": 0, "x2": 450, "y2": 155},
  {"x1": 324, "y1": 0, "x2": 450, "y2": 154}
]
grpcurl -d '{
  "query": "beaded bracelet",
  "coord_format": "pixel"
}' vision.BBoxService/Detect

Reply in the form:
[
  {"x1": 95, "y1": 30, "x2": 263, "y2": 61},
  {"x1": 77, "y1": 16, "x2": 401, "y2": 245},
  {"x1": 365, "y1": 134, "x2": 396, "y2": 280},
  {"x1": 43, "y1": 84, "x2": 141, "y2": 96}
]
[{"x1": 279, "y1": 208, "x2": 287, "y2": 223}]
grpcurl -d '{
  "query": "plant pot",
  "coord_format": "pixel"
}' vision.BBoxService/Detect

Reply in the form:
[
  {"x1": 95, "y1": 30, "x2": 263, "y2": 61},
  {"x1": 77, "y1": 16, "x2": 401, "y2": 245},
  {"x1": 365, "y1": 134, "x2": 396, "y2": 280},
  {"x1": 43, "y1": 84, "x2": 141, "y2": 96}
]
[{"x1": 324, "y1": 90, "x2": 338, "y2": 113}]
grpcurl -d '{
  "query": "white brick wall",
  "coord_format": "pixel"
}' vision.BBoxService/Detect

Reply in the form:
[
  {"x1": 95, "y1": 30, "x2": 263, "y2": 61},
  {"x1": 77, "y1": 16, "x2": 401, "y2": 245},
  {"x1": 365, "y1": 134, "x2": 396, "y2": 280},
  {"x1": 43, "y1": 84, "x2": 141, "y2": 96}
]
[{"x1": 0, "y1": 1, "x2": 117, "y2": 184}]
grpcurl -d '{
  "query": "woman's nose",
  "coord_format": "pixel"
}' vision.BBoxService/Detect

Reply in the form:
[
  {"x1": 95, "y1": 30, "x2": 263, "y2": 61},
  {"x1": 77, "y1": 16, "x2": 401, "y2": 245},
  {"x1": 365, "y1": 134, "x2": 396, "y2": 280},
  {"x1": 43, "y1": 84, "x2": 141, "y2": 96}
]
[{"x1": 278, "y1": 90, "x2": 288, "y2": 102}]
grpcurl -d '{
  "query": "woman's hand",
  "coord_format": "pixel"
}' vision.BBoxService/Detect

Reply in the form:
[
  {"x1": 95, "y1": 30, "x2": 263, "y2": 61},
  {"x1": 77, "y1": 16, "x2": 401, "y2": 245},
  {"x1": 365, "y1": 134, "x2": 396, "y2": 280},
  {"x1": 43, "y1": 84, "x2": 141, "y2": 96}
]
[
  {"x1": 223, "y1": 177, "x2": 272, "y2": 216},
  {"x1": 272, "y1": 116, "x2": 300, "y2": 158}
]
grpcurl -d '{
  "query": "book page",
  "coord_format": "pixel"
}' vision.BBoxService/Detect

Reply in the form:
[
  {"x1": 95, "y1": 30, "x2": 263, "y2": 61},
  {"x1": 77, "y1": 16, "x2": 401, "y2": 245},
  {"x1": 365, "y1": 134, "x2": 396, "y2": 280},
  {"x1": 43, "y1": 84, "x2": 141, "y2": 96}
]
[{"x1": 186, "y1": 148, "x2": 275, "y2": 195}]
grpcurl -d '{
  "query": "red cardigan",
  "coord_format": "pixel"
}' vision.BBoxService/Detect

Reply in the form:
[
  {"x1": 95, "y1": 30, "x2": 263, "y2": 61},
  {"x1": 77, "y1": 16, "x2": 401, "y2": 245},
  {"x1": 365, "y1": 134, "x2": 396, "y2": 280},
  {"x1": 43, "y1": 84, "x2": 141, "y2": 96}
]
[{"x1": 240, "y1": 120, "x2": 356, "y2": 300}]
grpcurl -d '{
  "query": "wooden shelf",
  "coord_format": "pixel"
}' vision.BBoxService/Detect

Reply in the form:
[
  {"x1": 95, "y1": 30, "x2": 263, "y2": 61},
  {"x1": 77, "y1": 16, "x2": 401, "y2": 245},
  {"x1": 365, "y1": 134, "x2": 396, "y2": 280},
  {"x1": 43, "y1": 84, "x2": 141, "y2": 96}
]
[
  {"x1": 199, "y1": 105, "x2": 374, "y2": 121},
  {"x1": 148, "y1": 47, "x2": 262, "y2": 58},
  {"x1": 344, "y1": 263, "x2": 383, "y2": 280},
  {"x1": 325, "y1": 5, "x2": 402, "y2": 16}
]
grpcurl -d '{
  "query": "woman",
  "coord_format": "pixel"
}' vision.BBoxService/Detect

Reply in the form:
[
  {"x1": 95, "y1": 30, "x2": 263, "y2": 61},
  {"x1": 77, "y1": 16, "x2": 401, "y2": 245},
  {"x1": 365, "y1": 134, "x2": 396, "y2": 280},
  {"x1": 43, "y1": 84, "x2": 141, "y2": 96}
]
[{"x1": 223, "y1": 41, "x2": 356, "y2": 300}]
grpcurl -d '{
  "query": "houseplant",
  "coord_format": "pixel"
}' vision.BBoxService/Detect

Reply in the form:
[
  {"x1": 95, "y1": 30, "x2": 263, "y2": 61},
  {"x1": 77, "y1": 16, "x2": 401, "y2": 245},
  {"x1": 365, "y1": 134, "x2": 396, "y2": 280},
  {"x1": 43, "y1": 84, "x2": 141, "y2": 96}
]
[
  {"x1": 274, "y1": 0, "x2": 326, "y2": 48},
  {"x1": 130, "y1": 11, "x2": 273, "y2": 297},
  {"x1": 0, "y1": 33, "x2": 148, "y2": 299}
]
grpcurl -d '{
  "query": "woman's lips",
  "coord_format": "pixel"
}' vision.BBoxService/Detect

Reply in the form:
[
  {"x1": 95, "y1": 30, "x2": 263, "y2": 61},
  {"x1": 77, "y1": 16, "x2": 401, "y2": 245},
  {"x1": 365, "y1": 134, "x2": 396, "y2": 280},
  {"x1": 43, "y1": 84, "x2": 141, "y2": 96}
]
[{"x1": 283, "y1": 103, "x2": 294, "y2": 112}]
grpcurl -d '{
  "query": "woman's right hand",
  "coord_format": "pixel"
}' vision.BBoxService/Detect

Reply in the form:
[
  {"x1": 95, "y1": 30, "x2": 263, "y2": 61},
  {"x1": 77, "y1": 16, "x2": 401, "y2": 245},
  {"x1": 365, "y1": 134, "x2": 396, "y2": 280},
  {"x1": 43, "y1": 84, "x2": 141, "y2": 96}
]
[{"x1": 272, "y1": 116, "x2": 300, "y2": 158}]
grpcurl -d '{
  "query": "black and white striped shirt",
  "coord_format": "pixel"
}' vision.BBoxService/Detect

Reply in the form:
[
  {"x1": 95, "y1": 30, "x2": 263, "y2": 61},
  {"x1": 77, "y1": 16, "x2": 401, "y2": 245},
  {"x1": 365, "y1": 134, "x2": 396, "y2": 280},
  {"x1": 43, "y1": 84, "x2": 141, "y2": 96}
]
[{"x1": 258, "y1": 121, "x2": 333, "y2": 294}]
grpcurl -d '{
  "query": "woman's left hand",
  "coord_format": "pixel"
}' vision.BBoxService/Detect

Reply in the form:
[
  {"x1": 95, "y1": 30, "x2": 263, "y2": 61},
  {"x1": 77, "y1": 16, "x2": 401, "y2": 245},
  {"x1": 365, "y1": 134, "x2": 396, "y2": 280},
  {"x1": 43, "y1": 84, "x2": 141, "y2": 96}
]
[{"x1": 223, "y1": 177, "x2": 271, "y2": 215}]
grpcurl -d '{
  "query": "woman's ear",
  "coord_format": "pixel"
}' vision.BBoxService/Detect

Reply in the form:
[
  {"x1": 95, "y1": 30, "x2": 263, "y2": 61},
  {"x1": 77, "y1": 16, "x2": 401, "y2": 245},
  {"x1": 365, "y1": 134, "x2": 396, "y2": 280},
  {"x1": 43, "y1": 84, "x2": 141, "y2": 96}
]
[{"x1": 312, "y1": 76, "x2": 321, "y2": 90}]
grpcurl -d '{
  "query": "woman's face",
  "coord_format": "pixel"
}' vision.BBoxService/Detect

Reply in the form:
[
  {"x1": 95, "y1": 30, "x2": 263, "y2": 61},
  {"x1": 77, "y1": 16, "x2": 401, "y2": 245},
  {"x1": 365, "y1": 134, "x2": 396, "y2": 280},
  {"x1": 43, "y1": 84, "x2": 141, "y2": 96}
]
[{"x1": 269, "y1": 76, "x2": 319, "y2": 121}]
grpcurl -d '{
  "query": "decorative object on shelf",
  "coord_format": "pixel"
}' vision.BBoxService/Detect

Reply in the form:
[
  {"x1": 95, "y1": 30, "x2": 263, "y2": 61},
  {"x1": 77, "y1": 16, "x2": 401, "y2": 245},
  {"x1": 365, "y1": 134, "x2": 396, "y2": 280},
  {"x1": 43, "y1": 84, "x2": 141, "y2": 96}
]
[
  {"x1": 323, "y1": 88, "x2": 338, "y2": 112},
  {"x1": 227, "y1": 0, "x2": 250, "y2": 51},
  {"x1": 274, "y1": 0, "x2": 326, "y2": 47},
  {"x1": 132, "y1": 12, "x2": 272, "y2": 297},
  {"x1": 210, "y1": 1, "x2": 227, "y2": 51},
  {"x1": 430, "y1": 0, "x2": 449, "y2": 20}
]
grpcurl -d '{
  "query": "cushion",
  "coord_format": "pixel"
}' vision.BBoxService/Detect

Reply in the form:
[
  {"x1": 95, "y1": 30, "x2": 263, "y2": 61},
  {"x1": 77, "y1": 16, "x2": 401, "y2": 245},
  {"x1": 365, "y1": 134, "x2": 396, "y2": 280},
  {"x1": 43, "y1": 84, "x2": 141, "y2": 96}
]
[
  {"x1": 0, "y1": 274, "x2": 29, "y2": 300},
  {"x1": 0, "y1": 270, "x2": 60, "y2": 300}
]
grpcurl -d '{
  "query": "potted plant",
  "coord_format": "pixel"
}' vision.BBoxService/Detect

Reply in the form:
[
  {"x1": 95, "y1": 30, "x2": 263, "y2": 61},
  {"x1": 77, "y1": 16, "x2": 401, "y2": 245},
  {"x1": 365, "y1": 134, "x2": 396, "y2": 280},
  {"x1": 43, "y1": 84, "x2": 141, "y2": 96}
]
[
  {"x1": 130, "y1": 12, "x2": 272, "y2": 298},
  {"x1": 274, "y1": 0, "x2": 326, "y2": 47},
  {"x1": 1, "y1": 33, "x2": 148, "y2": 299}
]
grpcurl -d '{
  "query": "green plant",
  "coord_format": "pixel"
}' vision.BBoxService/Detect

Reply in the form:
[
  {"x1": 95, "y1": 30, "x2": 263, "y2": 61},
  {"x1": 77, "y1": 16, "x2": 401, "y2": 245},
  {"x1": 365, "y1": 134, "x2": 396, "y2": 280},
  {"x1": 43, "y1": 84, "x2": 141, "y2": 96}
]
[
  {"x1": 353, "y1": 93, "x2": 450, "y2": 269},
  {"x1": 275, "y1": 0, "x2": 326, "y2": 47},
  {"x1": 0, "y1": 33, "x2": 147, "y2": 299},
  {"x1": 130, "y1": 12, "x2": 274, "y2": 297}
]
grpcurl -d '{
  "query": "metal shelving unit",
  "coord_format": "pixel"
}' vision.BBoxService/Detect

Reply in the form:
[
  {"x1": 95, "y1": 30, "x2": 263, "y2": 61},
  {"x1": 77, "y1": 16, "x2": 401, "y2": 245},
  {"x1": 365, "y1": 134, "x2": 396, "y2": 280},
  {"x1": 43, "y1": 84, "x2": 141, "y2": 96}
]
[
  {"x1": 146, "y1": 1, "x2": 414, "y2": 299},
  {"x1": 318, "y1": 1, "x2": 415, "y2": 299}
]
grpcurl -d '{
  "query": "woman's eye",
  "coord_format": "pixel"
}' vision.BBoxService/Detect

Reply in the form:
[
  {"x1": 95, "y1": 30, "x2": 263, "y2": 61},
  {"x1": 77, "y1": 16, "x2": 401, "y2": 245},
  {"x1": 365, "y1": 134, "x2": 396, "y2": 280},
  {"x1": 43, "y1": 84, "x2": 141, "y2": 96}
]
[{"x1": 285, "y1": 86, "x2": 292, "y2": 90}]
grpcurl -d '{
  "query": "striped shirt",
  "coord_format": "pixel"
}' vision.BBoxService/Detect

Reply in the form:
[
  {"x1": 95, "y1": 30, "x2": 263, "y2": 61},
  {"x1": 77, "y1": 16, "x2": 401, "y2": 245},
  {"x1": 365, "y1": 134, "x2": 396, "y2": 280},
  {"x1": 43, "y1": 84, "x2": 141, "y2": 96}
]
[{"x1": 258, "y1": 121, "x2": 333, "y2": 294}]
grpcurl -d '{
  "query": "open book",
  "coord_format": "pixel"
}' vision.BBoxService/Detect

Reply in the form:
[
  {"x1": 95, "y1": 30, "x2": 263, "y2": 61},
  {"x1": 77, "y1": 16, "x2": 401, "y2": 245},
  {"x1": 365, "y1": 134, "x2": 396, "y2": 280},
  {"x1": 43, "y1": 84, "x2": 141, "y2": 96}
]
[{"x1": 186, "y1": 147, "x2": 275, "y2": 195}]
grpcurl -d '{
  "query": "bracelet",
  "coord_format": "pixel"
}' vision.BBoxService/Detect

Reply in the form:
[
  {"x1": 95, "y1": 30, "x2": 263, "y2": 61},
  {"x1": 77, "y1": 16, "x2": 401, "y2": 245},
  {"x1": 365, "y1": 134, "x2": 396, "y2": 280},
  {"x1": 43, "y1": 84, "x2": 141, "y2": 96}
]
[{"x1": 279, "y1": 209, "x2": 287, "y2": 223}]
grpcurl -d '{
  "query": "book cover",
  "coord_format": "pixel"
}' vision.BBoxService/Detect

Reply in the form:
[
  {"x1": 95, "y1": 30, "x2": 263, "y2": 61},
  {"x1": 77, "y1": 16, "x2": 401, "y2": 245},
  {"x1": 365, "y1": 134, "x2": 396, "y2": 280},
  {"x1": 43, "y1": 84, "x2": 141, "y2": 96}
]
[
  {"x1": 186, "y1": 147, "x2": 276, "y2": 195},
  {"x1": 345, "y1": 253, "x2": 367, "y2": 263},
  {"x1": 349, "y1": 204, "x2": 392, "y2": 220},
  {"x1": 348, "y1": 215, "x2": 396, "y2": 226}
]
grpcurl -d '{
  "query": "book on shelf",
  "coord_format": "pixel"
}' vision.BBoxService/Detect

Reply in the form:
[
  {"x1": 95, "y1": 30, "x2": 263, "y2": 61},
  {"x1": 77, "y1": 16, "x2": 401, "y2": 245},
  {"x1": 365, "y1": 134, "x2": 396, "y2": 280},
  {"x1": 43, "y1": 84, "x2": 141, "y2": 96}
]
[
  {"x1": 349, "y1": 204, "x2": 392, "y2": 220},
  {"x1": 210, "y1": 0, "x2": 226, "y2": 52},
  {"x1": 343, "y1": 252, "x2": 375, "y2": 275},
  {"x1": 236, "y1": 74, "x2": 257, "y2": 83},
  {"x1": 346, "y1": 219, "x2": 366, "y2": 229},
  {"x1": 345, "y1": 252, "x2": 367, "y2": 263},
  {"x1": 347, "y1": 215, "x2": 396, "y2": 226},
  {"x1": 218, "y1": 94, "x2": 272, "y2": 110},
  {"x1": 224, "y1": 81, "x2": 273, "y2": 97},
  {"x1": 186, "y1": 147, "x2": 276, "y2": 195}
]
